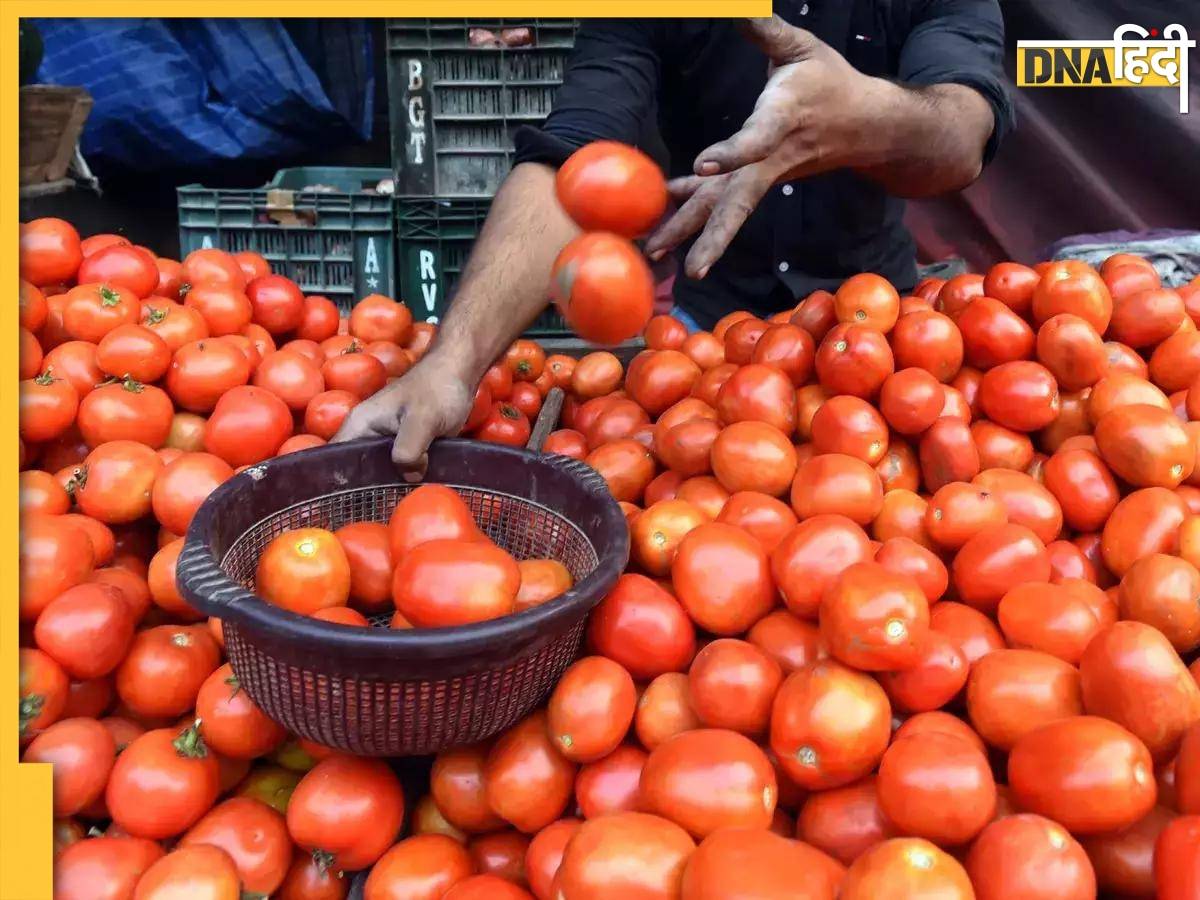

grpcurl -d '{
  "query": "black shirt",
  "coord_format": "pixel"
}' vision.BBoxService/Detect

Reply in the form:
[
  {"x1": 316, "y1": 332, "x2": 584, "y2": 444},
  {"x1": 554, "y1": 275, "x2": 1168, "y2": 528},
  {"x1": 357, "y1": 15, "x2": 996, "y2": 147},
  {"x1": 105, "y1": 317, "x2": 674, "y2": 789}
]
[{"x1": 513, "y1": 1, "x2": 1013, "y2": 329}]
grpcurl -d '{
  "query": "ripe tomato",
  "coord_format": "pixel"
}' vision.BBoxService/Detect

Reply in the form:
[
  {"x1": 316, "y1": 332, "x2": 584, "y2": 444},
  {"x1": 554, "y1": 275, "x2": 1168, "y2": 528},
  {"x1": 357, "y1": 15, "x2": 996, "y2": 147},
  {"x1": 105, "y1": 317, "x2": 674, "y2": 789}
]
[
  {"x1": 19, "y1": 515, "x2": 96, "y2": 622},
  {"x1": 722, "y1": 317, "x2": 768, "y2": 366},
  {"x1": 231, "y1": 250, "x2": 270, "y2": 282},
  {"x1": 467, "y1": 830, "x2": 528, "y2": 884},
  {"x1": 771, "y1": 514, "x2": 873, "y2": 619},
  {"x1": 797, "y1": 776, "x2": 894, "y2": 867},
  {"x1": 815, "y1": 324, "x2": 894, "y2": 398},
  {"x1": 1095, "y1": 403, "x2": 1193, "y2": 488},
  {"x1": 966, "y1": 648, "x2": 1081, "y2": 751},
  {"x1": 95, "y1": 323, "x2": 171, "y2": 384},
  {"x1": 575, "y1": 746, "x2": 646, "y2": 819},
  {"x1": 525, "y1": 819, "x2": 580, "y2": 900},
  {"x1": 840, "y1": 837, "x2": 972, "y2": 899},
  {"x1": 630, "y1": 498, "x2": 703, "y2": 577},
  {"x1": 430, "y1": 744, "x2": 504, "y2": 834},
  {"x1": 115, "y1": 624, "x2": 218, "y2": 718},
  {"x1": 19, "y1": 648, "x2": 69, "y2": 739},
  {"x1": 485, "y1": 711, "x2": 577, "y2": 833},
  {"x1": 584, "y1": 397, "x2": 648, "y2": 449},
  {"x1": 184, "y1": 283, "x2": 253, "y2": 336},
  {"x1": 685, "y1": 639, "x2": 781, "y2": 740},
  {"x1": 552, "y1": 232, "x2": 654, "y2": 344},
  {"x1": 554, "y1": 812, "x2": 694, "y2": 899},
  {"x1": 984, "y1": 261, "x2": 1039, "y2": 314},
  {"x1": 1037, "y1": 313, "x2": 1107, "y2": 390},
  {"x1": 151, "y1": 452, "x2": 234, "y2": 536},
  {"x1": 444, "y1": 875, "x2": 533, "y2": 900},
  {"x1": 514, "y1": 559, "x2": 573, "y2": 614},
  {"x1": 683, "y1": 828, "x2": 845, "y2": 899},
  {"x1": 20, "y1": 279, "x2": 48, "y2": 332},
  {"x1": 143, "y1": 299, "x2": 209, "y2": 352},
  {"x1": 179, "y1": 797, "x2": 290, "y2": 894},
  {"x1": 791, "y1": 454, "x2": 883, "y2": 526},
  {"x1": 671, "y1": 521, "x2": 775, "y2": 635},
  {"x1": 287, "y1": 296, "x2": 337, "y2": 345},
  {"x1": 979, "y1": 360, "x2": 1060, "y2": 432},
  {"x1": 876, "y1": 731, "x2": 995, "y2": 845},
  {"x1": 588, "y1": 574, "x2": 696, "y2": 679},
  {"x1": 244, "y1": 274, "x2": 304, "y2": 334},
  {"x1": 636, "y1": 672, "x2": 701, "y2": 751},
  {"x1": 879, "y1": 367, "x2": 943, "y2": 435},
  {"x1": 22, "y1": 717, "x2": 115, "y2": 816},
  {"x1": 1008, "y1": 716, "x2": 1156, "y2": 834},
  {"x1": 627, "y1": 350, "x2": 702, "y2": 417},
  {"x1": 321, "y1": 343, "x2": 387, "y2": 400},
  {"x1": 877, "y1": 631, "x2": 967, "y2": 713},
  {"x1": 362, "y1": 834, "x2": 474, "y2": 900},
  {"x1": 1101, "y1": 486, "x2": 1187, "y2": 577},
  {"x1": 204, "y1": 384, "x2": 293, "y2": 466},
  {"x1": 181, "y1": 248, "x2": 246, "y2": 291},
  {"x1": 256, "y1": 528, "x2": 350, "y2": 615},
  {"x1": 478, "y1": 402, "x2": 533, "y2": 447},
  {"x1": 34, "y1": 582, "x2": 134, "y2": 679},
  {"x1": 327, "y1": 521, "x2": 393, "y2": 611},
  {"x1": 389, "y1": 484, "x2": 480, "y2": 560},
  {"x1": 1032, "y1": 260, "x2": 1113, "y2": 333},
  {"x1": 586, "y1": 439, "x2": 655, "y2": 502},
  {"x1": 251, "y1": 349, "x2": 325, "y2": 412},
  {"x1": 132, "y1": 844, "x2": 242, "y2": 899},
  {"x1": 106, "y1": 722, "x2": 220, "y2": 839},
  {"x1": 715, "y1": 363, "x2": 798, "y2": 435},
  {"x1": 556, "y1": 141, "x2": 666, "y2": 237},
  {"x1": 710, "y1": 421, "x2": 797, "y2": 497},
  {"x1": 547, "y1": 656, "x2": 636, "y2": 763},
  {"x1": 950, "y1": 522, "x2": 1049, "y2": 613},
  {"x1": 1154, "y1": 814, "x2": 1200, "y2": 900},
  {"x1": 77, "y1": 244, "x2": 158, "y2": 298},
  {"x1": 833, "y1": 272, "x2": 900, "y2": 333},
  {"x1": 394, "y1": 539, "x2": 519, "y2": 626},
  {"x1": 957, "y1": 296, "x2": 1035, "y2": 369},
  {"x1": 20, "y1": 218, "x2": 83, "y2": 285},
  {"x1": 745, "y1": 609, "x2": 821, "y2": 674},
  {"x1": 1079, "y1": 620, "x2": 1200, "y2": 762},
  {"x1": 302, "y1": 389, "x2": 357, "y2": 439},
  {"x1": 20, "y1": 369, "x2": 79, "y2": 443},
  {"x1": 287, "y1": 756, "x2": 405, "y2": 873},
  {"x1": 195, "y1": 663, "x2": 286, "y2": 759},
  {"x1": 808, "y1": 394, "x2": 888, "y2": 464},
  {"x1": 714, "y1": 491, "x2": 797, "y2": 555},
  {"x1": 54, "y1": 836, "x2": 164, "y2": 900},
  {"x1": 1079, "y1": 804, "x2": 1170, "y2": 898},
  {"x1": 19, "y1": 327, "x2": 43, "y2": 380},
  {"x1": 891, "y1": 309, "x2": 963, "y2": 383},
  {"x1": 75, "y1": 440, "x2": 163, "y2": 524},
  {"x1": 77, "y1": 378, "x2": 174, "y2": 449},
  {"x1": 997, "y1": 581, "x2": 1102, "y2": 664},
  {"x1": 770, "y1": 660, "x2": 891, "y2": 790},
  {"x1": 821, "y1": 562, "x2": 929, "y2": 671},
  {"x1": 166, "y1": 338, "x2": 252, "y2": 412},
  {"x1": 967, "y1": 814, "x2": 1096, "y2": 900}
]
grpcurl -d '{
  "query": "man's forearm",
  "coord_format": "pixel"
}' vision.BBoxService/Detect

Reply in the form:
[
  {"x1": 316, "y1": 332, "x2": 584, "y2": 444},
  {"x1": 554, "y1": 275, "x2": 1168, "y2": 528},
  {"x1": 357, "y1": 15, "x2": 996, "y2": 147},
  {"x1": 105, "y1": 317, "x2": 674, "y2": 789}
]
[
  {"x1": 423, "y1": 162, "x2": 580, "y2": 382},
  {"x1": 853, "y1": 80, "x2": 995, "y2": 198}
]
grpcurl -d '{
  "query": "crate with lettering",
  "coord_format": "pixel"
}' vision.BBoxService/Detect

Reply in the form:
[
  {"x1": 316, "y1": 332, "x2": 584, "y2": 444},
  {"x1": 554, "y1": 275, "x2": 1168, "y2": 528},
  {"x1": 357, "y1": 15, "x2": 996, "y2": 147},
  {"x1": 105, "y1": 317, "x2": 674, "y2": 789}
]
[
  {"x1": 396, "y1": 196, "x2": 568, "y2": 335},
  {"x1": 387, "y1": 19, "x2": 578, "y2": 197},
  {"x1": 177, "y1": 167, "x2": 396, "y2": 311}
]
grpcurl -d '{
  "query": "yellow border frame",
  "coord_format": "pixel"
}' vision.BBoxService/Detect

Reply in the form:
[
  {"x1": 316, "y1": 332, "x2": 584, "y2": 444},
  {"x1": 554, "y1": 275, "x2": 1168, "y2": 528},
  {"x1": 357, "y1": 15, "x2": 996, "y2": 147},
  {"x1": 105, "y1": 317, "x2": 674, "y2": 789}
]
[{"x1": 2, "y1": 2, "x2": 767, "y2": 897}]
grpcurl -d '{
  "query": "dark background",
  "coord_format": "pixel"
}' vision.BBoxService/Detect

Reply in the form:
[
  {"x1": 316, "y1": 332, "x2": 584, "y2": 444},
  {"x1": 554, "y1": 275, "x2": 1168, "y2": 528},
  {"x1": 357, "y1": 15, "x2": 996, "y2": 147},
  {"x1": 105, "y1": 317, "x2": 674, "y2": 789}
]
[{"x1": 21, "y1": 4, "x2": 1200, "y2": 267}]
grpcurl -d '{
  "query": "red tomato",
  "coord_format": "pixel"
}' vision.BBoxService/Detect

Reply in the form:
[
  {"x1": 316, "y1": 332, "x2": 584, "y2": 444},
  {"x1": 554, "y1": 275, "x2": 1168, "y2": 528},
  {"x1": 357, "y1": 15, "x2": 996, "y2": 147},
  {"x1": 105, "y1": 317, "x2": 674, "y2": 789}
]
[
  {"x1": 195, "y1": 663, "x2": 286, "y2": 759},
  {"x1": 204, "y1": 384, "x2": 294, "y2": 466},
  {"x1": 821, "y1": 562, "x2": 929, "y2": 671},
  {"x1": 54, "y1": 836, "x2": 164, "y2": 900},
  {"x1": 797, "y1": 776, "x2": 894, "y2": 867},
  {"x1": 245, "y1": 274, "x2": 304, "y2": 334},
  {"x1": 485, "y1": 711, "x2": 577, "y2": 833},
  {"x1": 22, "y1": 717, "x2": 116, "y2": 816},
  {"x1": 1156, "y1": 814, "x2": 1200, "y2": 900},
  {"x1": 77, "y1": 378, "x2": 174, "y2": 449},
  {"x1": 966, "y1": 814, "x2": 1096, "y2": 900},
  {"x1": 20, "y1": 515, "x2": 96, "y2": 622},
  {"x1": 232, "y1": 250, "x2": 270, "y2": 282},
  {"x1": 554, "y1": 812, "x2": 695, "y2": 899},
  {"x1": 78, "y1": 245, "x2": 158, "y2": 298},
  {"x1": 304, "y1": 389, "x2": 358, "y2": 440},
  {"x1": 575, "y1": 746, "x2": 646, "y2": 820},
  {"x1": 671, "y1": 522, "x2": 775, "y2": 635},
  {"x1": 587, "y1": 574, "x2": 696, "y2": 680},
  {"x1": 547, "y1": 656, "x2": 636, "y2": 763},
  {"x1": 394, "y1": 539, "x2": 519, "y2": 626},
  {"x1": 478, "y1": 402, "x2": 533, "y2": 447},
  {"x1": 256, "y1": 527, "x2": 350, "y2": 615},
  {"x1": 180, "y1": 797, "x2": 291, "y2": 894},
  {"x1": 840, "y1": 838, "x2": 973, "y2": 899},
  {"x1": 815, "y1": 324, "x2": 894, "y2": 398},
  {"x1": 556, "y1": 141, "x2": 667, "y2": 237},
  {"x1": 551, "y1": 233, "x2": 654, "y2": 344},
  {"x1": 181, "y1": 248, "x2": 246, "y2": 291},
  {"x1": 184, "y1": 283, "x2": 253, "y2": 336},
  {"x1": 34, "y1": 582, "x2": 134, "y2": 680},
  {"x1": 771, "y1": 514, "x2": 873, "y2": 620}
]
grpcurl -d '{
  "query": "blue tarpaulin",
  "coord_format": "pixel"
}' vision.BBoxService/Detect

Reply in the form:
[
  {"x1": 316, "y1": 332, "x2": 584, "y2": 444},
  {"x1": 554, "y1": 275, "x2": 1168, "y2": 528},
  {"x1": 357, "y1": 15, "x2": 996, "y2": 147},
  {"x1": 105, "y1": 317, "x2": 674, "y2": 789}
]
[{"x1": 33, "y1": 19, "x2": 373, "y2": 171}]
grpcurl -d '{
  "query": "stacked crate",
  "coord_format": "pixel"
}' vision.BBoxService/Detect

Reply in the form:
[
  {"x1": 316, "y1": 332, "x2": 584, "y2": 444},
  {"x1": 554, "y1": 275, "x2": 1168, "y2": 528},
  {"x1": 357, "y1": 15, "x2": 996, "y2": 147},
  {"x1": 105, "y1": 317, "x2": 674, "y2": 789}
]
[{"x1": 387, "y1": 19, "x2": 577, "y2": 332}]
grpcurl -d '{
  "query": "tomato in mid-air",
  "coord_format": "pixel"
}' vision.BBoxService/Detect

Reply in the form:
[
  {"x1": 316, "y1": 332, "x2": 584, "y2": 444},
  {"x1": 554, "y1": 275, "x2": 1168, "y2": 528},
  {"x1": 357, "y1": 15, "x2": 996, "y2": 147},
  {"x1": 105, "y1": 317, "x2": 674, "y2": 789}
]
[
  {"x1": 551, "y1": 232, "x2": 654, "y2": 345},
  {"x1": 555, "y1": 141, "x2": 667, "y2": 238}
]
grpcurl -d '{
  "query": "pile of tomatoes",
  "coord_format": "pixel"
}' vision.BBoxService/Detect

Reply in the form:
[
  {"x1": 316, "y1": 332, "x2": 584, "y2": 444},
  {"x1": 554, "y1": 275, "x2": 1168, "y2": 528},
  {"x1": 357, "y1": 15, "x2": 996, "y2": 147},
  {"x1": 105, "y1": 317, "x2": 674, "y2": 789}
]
[{"x1": 16, "y1": 210, "x2": 1200, "y2": 900}]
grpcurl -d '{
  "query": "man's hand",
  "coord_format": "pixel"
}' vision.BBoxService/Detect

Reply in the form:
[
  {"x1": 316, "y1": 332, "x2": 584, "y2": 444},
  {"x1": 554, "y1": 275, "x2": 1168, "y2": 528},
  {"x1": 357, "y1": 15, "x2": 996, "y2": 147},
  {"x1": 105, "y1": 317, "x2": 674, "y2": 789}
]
[
  {"x1": 645, "y1": 16, "x2": 884, "y2": 279},
  {"x1": 332, "y1": 353, "x2": 475, "y2": 481}
]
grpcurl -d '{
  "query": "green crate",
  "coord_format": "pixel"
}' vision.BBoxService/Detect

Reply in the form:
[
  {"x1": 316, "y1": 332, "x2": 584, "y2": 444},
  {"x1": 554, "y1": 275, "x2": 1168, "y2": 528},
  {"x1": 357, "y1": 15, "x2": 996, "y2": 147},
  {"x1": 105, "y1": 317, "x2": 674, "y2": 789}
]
[
  {"x1": 387, "y1": 19, "x2": 577, "y2": 197},
  {"x1": 396, "y1": 196, "x2": 568, "y2": 335},
  {"x1": 177, "y1": 167, "x2": 396, "y2": 311}
]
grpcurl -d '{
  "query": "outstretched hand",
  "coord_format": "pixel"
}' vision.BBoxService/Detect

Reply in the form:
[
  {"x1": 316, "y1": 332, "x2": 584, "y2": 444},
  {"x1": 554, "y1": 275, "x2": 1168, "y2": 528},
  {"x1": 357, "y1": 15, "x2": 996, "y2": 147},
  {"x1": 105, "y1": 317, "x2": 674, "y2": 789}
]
[{"x1": 644, "y1": 16, "x2": 882, "y2": 279}]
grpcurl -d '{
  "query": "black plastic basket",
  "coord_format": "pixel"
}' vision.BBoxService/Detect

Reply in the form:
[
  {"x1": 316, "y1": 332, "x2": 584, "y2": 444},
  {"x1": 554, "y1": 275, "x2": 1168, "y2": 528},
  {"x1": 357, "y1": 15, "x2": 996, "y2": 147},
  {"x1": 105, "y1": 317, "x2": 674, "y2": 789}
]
[{"x1": 176, "y1": 430, "x2": 627, "y2": 757}]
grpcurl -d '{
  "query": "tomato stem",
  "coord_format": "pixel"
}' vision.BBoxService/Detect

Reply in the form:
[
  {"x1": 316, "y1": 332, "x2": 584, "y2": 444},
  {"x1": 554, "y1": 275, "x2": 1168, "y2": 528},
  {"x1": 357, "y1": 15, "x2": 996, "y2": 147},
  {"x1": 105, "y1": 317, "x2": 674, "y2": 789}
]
[
  {"x1": 225, "y1": 675, "x2": 241, "y2": 699},
  {"x1": 144, "y1": 306, "x2": 168, "y2": 325},
  {"x1": 99, "y1": 285, "x2": 121, "y2": 307},
  {"x1": 18, "y1": 694, "x2": 44, "y2": 736},
  {"x1": 33, "y1": 368, "x2": 57, "y2": 386},
  {"x1": 172, "y1": 720, "x2": 209, "y2": 759},
  {"x1": 311, "y1": 849, "x2": 337, "y2": 874}
]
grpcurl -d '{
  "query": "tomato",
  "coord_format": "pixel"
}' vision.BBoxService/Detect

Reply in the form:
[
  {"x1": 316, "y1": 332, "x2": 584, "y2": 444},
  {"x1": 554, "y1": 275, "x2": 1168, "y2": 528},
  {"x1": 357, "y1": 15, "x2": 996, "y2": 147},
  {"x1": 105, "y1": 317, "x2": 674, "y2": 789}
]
[
  {"x1": 422, "y1": 744, "x2": 504, "y2": 836},
  {"x1": 721, "y1": 317, "x2": 768, "y2": 366},
  {"x1": 554, "y1": 812, "x2": 694, "y2": 899},
  {"x1": 133, "y1": 844, "x2": 241, "y2": 899},
  {"x1": 714, "y1": 365, "x2": 797, "y2": 438},
  {"x1": 178, "y1": 797, "x2": 290, "y2": 894},
  {"x1": 744, "y1": 610, "x2": 820, "y2": 676},
  {"x1": 681, "y1": 333, "x2": 726, "y2": 374},
  {"x1": 771, "y1": 514, "x2": 872, "y2": 619},
  {"x1": 1041, "y1": 449, "x2": 1119, "y2": 533},
  {"x1": 1119, "y1": 554, "x2": 1200, "y2": 653},
  {"x1": 751, "y1": 323, "x2": 815, "y2": 386},
  {"x1": 476, "y1": 402, "x2": 531, "y2": 447},
  {"x1": 670, "y1": 521, "x2": 775, "y2": 634},
  {"x1": 525, "y1": 819, "x2": 580, "y2": 900},
  {"x1": 815, "y1": 324, "x2": 894, "y2": 398},
  {"x1": 840, "y1": 837, "x2": 973, "y2": 899},
  {"x1": 891, "y1": 309, "x2": 964, "y2": 383},
  {"x1": 75, "y1": 244, "x2": 156, "y2": 298},
  {"x1": 323, "y1": 522, "x2": 393, "y2": 613},
  {"x1": 983, "y1": 261, "x2": 1039, "y2": 314},
  {"x1": 770, "y1": 660, "x2": 891, "y2": 790},
  {"x1": 181, "y1": 248, "x2": 246, "y2": 291},
  {"x1": 820, "y1": 561, "x2": 928, "y2": 671},
  {"x1": 240, "y1": 273, "x2": 303, "y2": 334},
  {"x1": 1009, "y1": 716, "x2": 1156, "y2": 834},
  {"x1": 979, "y1": 360, "x2": 1061, "y2": 432},
  {"x1": 1109, "y1": 286, "x2": 1185, "y2": 347},
  {"x1": 791, "y1": 454, "x2": 883, "y2": 527},
  {"x1": 636, "y1": 672, "x2": 702, "y2": 751},
  {"x1": 115, "y1": 624, "x2": 218, "y2": 719},
  {"x1": 104, "y1": 721, "x2": 220, "y2": 839},
  {"x1": 165, "y1": 338, "x2": 251, "y2": 413},
  {"x1": 93, "y1": 323, "x2": 170, "y2": 384},
  {"x1": 574, "y1": 745, "x2": 645, "y2": 820},
  {"x1": 556, "y1": 140, "x2": 666, "y2": 234},
  {"x1": 629, "y1": 499, "x2": 701, "y2": 578},
  {"x1": 706, "y1": 421, "x2": 796, "y2": 497},
  {"x1": 444, "y1": 875, "x2": 533, "y2": 900},
  {"x1": 54, "y1": 836, "x2": 164, "y2": 900},
  {"x1": 19, "y1": 369, "x2": 79, "y2": 444},
  {"x1": 810, "y1": 395, "x2": 889, "y2": 465},
  {"x1": 22, "y1": 219, "x2": 83, "y2": 290},
  {"x1": 923, "y1": 482, "x2": 1003, "y2": 552},
  {"x1": 876, "y1": 731, "x2": 995, "y2": 846},
  {"x1": 1101, "y1": 486, "x2": 1187, "y2": 577},
  {"x1": 467, "y1": 830, "x2": 528, "y2": 884},
  {"x1": 877, "y1": 630, "x2": 966, "y2": 713},
  {"x1": 997, "y1": 581, "x2": 1102, "y2": 664},
  {"x1": 683, "y1": 638, "x2": 780, "y2": 736},
  {"x1": 193, "y1": 663, "x2": 285, "y2": 760},
  {"x1": 964, "y1": 648, "x2": 1081, "y2": 752},
  {"x1": 551, "y1": 232, "x2": 654, "y2": 344},
  {"x1": 643, "y1": 316, "x2": 687, "y2": 353},
  {"x1": 966, "y1": 814, "x2": 1096, "y2": 900},
  {"x1": 893, "y1": 711, "x2": 985, "y2": 757},
  {"x1": 797, "y1": 776, "x2": 893, "y2": 867},
  {"x1": 1094, "y1": 403, "x2": 1192, "y2": 489},
  {"x1": 689, "y1": 829, "x2": 847, "y2": 899},
  {"x1": 394, "y1": 539, "x2": 519, "y2": 626},
  {"x1": 389, "y1": 484, "x2": 480, "y2": 561},
  {"x1": 285, "y1": 296, "x2": 337, "y2": 345},
  {"x1": 587, "y1": 574, "x2": 695, "y2": 678},
  {"x1": 957, "y1": 296, "x2": 1035, "y2": 369},
  {"x1": 832, "y1": 271, "x2": 900, "y2": 333},
  {"x1": 628, "y1": 351, "x2": 703, "y2": 417},
  {"x1": 22, "y1": 717, "x2": 115, "y2": 816},
  {"x1": 1151, "y1": 331, "x2": 1200, "y2": 392},
  {"x1": 1079, "y1": 621, "x2": 1200, "y2": 762},
  {"x1": 485, "y1": 711, "x2": 577, "y2": 833},
  {"x1": 33, "y1": 582, "x2": 134, "y2": 679},
  {"x1": 934, "y1": 273, "x2": 985, "y2": 318},
  {"x1": 249, "y1": 350, "x2": 324, "y2": 412},
  {"x1": 950, "y1": 522, "x2": 1049, "y2": 613},
  {"x1": 285, "y1": 755, "x2": 406, "y2": 874},
  {"x1": 256, "y1": 527, "x2": 350, "y2": 615},
  {"x1": 183, "y1": 282, "x2": 253, "y2": 336},
  {"x1": 300, "y1": 389, "x2": 355, "y2": 439},
  {"x1": 19, "y1": 648, "x2": 69, "y2": 738},
  {"x1": 77, "y1": 378, "x2": 173, "y2": 449},
  {"x1": 1078, "y1": 804, "x2": 1169, "y2": 899},
  {"x1": 228, "y1": 250, "x2": 269, "y2": 283},
  {"x1": 150, "y1": 452, "x2": 233, "y2": 536},
  {"x1": 20, "y1": 517, "x2": 97, "y2": 626},
  {"x1": 544, "y1": 656, "x2": 636, "y2": 763},
  {"x1": 203, "y1": 383, "x2": 293, "y2": 467},
  {"x1": 1032, "y1": 260, "x2": 1112, "y2": 333},
  {"x1": 1035, "y1": 313, "x2": 1107, "y2": 392},
  {"x1": 19, "y1": 326, "x2": 43, "y2": 381},
  {"x1": 142, "y1": 299, "x2": 209, "y2": 353},
  {"x1": 919, "y1": 416, "x2": 980, "y2": 492},
  {"x1": 710, "y1": 493, "x2": 794, "y2": 556}
]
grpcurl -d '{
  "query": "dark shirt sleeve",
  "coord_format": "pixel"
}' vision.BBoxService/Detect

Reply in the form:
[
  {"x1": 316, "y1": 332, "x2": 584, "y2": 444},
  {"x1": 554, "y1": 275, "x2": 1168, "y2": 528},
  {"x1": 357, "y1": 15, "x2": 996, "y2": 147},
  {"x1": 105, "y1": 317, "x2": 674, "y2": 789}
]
[
  {"x1": 898, "y1": 0, "x2": 1014, "y2": 164},
  {"x1": 512, "y1": 20, "x2": 662, "y2": 169}
]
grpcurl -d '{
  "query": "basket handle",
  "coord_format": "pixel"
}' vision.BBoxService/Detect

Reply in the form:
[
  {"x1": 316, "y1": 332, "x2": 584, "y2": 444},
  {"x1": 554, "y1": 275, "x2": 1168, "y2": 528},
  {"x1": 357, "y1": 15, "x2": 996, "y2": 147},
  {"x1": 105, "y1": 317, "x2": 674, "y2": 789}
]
[{"x1": 527, "y1": 386, "x2": 564, "y2": 454}]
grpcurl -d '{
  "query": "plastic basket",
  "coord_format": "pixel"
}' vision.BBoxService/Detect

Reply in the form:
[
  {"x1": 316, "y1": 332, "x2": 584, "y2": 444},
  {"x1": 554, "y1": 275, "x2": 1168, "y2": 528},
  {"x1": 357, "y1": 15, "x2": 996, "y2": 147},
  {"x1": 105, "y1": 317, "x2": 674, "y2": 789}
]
[
  {"x1": 177, "y1": 167, "x2": 397, "y2": 311},
  {"x1": 396, "y1": 196, "x2": 569, "y2": 335},
  {"x1": 176, "y1": 431, "x2": 627, "y2": 757},
  {"x1": 386, "y1": 19, "x2": 577, "y2": 197}
]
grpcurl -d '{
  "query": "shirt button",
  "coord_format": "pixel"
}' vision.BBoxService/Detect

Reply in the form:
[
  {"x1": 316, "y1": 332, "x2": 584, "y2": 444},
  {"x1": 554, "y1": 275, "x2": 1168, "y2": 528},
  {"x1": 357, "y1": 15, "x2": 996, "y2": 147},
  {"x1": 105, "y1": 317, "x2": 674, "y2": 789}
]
[
  {"x1": 799, "y1": 2, "x2": 810, "y2": 14},
  {"x1": 782, "y1": 184, "x2": 794, "y2": 196},
  {"x1": 778, "y1": 261, "x2": 790, "y2": 273}
]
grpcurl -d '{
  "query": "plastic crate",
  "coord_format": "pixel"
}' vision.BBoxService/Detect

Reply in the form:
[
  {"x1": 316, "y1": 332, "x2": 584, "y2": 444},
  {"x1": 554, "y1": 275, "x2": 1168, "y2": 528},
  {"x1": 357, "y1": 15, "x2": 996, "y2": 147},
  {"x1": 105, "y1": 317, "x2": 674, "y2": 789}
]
[
  {"x1": 387, "y1": 19, "x2": 577, "y2": 197},
  {"x1": 177, "y1": 167, "x2": 396, "y2": 310},
  {"x1": 396, "y1": 196, "x2": 568, "y2": 335}
]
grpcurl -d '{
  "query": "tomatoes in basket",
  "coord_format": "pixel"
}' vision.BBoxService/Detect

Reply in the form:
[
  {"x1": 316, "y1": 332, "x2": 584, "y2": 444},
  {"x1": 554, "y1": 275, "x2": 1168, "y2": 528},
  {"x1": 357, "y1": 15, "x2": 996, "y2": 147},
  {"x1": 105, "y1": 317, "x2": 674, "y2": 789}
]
[
  {"x1": 257, "y1": 527, "x2": 351, "y2": 616},
  {"x1": 389, "y1": 484, "x2": 481, "y2": 560},
  {"x1": 551, "y1": 232, "x2": 654, "y2": 345},
  {"x1": 394, "y1": 539, "x2": 520, "y2": 627}
]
